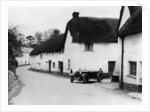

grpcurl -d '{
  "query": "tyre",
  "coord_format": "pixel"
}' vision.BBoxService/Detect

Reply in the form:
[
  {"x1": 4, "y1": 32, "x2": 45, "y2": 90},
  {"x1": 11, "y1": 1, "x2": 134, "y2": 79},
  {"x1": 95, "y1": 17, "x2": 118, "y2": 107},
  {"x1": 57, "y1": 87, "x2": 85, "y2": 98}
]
[{"x1": 70, "y1": 76, "x2": 74, "y2": 83}]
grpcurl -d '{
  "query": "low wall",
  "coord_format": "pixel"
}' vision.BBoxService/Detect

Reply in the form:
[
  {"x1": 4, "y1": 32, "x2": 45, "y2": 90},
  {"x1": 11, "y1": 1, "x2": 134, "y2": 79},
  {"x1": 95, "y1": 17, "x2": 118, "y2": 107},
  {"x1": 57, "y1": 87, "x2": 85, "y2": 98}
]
[
  {"x1": 8, "y1": 71, "x2": 18, "y2": 91},
  {"x1": 8, "y1": 59, "x2": 18, "y2": 77},
  {"x1": 119, "y1": 82, "x2": 142, "y2": 92},
  {"x1": 8, "y1": 59, "x2": 18, "y2": 92}
]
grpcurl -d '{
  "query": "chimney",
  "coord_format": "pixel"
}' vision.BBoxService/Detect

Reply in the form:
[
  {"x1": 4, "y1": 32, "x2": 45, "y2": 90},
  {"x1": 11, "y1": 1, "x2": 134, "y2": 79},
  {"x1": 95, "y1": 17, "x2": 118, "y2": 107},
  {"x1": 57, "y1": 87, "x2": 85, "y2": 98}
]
[{"x1": 72, "y1": 12, "x2": 79, "y2": 19}]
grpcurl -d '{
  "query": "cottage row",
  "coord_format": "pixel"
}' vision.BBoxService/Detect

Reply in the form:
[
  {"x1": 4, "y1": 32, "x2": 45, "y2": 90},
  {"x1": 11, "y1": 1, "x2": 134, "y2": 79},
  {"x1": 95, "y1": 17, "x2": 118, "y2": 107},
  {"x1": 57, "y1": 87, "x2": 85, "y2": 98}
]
[
  {"x1": 29, "y1": 6, "x2": 142, "y2": 92},
  {"x1": 16, "y1": 47, "x2": 33, "y2": 66}
]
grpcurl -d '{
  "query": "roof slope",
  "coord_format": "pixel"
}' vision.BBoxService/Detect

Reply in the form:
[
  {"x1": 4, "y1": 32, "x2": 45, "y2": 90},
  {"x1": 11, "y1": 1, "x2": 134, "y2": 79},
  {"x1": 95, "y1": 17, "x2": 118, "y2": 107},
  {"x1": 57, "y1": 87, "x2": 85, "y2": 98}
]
[
  {"x1": 68, "y1": 17, "x2": 119, "y2": 43},
  {"x1": 118, "y1": 6, "x2": 142, "y2": 37},
  {"x1": 21, "y1": 47, "x2": 33, "y2": 53},
  {"x1": 30, "y1": 34, "x2": 65, "y2": 56}
]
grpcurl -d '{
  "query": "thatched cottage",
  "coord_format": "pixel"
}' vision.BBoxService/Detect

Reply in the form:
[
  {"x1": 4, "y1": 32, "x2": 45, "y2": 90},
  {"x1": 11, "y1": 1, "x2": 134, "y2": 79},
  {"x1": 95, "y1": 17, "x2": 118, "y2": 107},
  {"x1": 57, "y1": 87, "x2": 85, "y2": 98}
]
[
  {"x1": 16, "y1": 47, "x2": 33, "y2": 66},
  {"x1": 30, "y1": 12, "x2": 119, "y2": 76},
  {"x1": 113, "y1": 6, "x2": 142, "y2": 92},
  {"x1": 30, "y1": 34, "x2": 65, "y2": 72}
]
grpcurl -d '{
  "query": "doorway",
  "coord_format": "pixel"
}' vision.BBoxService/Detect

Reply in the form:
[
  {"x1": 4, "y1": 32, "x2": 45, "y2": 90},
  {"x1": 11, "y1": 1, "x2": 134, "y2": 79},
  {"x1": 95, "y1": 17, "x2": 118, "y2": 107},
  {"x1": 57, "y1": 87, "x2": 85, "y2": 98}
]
[
  {"x1": 49, "y1": 60, "x2": 51, "y2": 72},
  {"x1": 108, "y1": 61, "x2": 116, "y2": 77},
  {"x1": 58, "y1": 61, "x2": 63, "y2": 72}
]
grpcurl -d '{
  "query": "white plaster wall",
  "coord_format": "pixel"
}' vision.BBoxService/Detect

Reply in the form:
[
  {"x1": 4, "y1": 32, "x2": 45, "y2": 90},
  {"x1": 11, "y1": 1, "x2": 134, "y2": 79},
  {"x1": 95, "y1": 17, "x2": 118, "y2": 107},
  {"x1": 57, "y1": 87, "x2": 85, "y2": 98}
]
[
  {"x1": 64, "y1": 31, "x2": 119, "y2": 73},
  {"x1": 71, "y1": 43, "x2": 118, "y2": 73},
  {"x1": 119, "y1": 6, "x2": 130, "y2": 30},
  {"x1": 42, "y1": 53, "x2": 63, "y2": 72},
  {"x1": 112, "y1": 38, "x2": 122, "y2": 76},
  {"x1": 63, "y1": 31, "x2": 74, "y2": 73},
  {"x1": 16, "y1": 53, "x2": 30, "y2": 65},
  {"x1": 30, "y1": 53, "x2": 63, "y2": 72},
  {"x1": 123, "y1": 33, "x2": 142, "y2": 85},
  {"x1": 117, "y1": 33, "x2": 142, "y2": 85}
]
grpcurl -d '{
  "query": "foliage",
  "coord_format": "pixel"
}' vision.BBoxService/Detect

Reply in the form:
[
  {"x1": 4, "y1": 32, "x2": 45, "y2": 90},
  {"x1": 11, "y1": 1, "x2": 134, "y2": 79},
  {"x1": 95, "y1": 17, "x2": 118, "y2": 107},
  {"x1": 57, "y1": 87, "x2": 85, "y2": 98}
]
[
  {"x1": 8, "y1": 26, "x2": 22, "y2": 59},
  {"x1": 26, "y1": 35, "x2": 35, "y2": 46},
  {"x1": 43, "y1": 29, "x2": 60, "y2": 41},
  {"x1": 34, "y1": 31, "x2": 42, "y2": 45}
]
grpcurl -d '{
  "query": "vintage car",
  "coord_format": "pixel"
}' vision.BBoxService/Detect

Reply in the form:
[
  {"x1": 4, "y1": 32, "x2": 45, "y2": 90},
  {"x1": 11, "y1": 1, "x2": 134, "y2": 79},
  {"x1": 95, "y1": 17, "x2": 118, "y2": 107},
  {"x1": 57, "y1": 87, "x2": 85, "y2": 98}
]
[{"x1": 70, "y1": 70, "x2": 103, "y2": 83}]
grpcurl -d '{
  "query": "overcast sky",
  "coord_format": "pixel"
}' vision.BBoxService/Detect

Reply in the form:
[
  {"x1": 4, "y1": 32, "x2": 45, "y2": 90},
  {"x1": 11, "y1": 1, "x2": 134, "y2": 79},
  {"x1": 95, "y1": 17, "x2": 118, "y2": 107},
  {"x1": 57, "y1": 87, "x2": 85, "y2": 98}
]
[{"x1": 8, "y1": 6, "x2": 121, "y2": 37}]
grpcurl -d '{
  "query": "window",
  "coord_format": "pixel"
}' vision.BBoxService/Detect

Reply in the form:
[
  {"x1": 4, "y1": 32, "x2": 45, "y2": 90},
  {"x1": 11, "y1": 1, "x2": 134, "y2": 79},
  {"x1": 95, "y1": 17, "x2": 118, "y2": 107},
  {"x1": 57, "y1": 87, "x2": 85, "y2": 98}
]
[
  {"x1": 84, "y1": 43, "x2": 93, "y2": 51},
  {"x1": 53, "y1": 62, "x2": 55, "y2": 68},
  {"x1": 68, "y1": 59, "x2": 70, "y2": 70},
  {"x1": 40, "y1": 54, "x2": 43, "y2": 59},
  {"x1": 129, "y1": 62, "x2": 137, "y2": 76}
]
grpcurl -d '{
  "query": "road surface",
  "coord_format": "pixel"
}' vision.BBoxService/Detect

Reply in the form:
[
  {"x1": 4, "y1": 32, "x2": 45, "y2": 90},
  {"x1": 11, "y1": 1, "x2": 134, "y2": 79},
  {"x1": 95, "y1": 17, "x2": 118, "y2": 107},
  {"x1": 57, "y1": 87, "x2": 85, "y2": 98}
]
[{"x1": 9, "y1": 66, "x2": 141, "y2": 105}]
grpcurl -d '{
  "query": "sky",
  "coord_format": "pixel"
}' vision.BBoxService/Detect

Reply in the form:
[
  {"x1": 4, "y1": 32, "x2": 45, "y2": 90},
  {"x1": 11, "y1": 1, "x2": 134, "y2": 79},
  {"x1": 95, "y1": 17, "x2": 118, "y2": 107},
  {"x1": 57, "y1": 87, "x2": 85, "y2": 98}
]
[{"x1": 8, "y1": 6, "x2": 121, "y2": 37}]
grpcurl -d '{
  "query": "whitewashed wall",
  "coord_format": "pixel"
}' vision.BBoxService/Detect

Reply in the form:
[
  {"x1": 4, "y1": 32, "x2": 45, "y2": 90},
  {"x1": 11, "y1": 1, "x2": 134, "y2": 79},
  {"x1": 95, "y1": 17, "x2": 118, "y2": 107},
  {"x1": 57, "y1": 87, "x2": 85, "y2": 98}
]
[
  {"x1": 117, "y1": 33, "x2": 142, "y2": 85},
  {"x1": 16, "y1": 53, "x2": 30, "y2": 65},
  {"x1": 30, "y1": 53, "x2": 63, "y2": 72},
  {"x1": 123, "y1": 33, "x2": 142, "y2": 85},
  {"x1": 64, "y1": 31, "x2": 119, "y2": 73},
  {"x1": 63, "y1": 31, "x2": 74, "y2": 73}
]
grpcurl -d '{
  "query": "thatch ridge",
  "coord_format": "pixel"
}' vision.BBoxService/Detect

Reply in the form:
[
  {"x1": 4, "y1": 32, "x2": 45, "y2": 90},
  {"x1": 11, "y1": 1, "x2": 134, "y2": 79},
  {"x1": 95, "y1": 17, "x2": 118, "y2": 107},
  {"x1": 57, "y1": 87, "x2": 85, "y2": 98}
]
[
  {"x1": 30, "y1": 34, "x2": 65, "y2": 56},
  {"x1": 68, "y1": 17, "x2": 119, "y2": 43},
  {"x1": 30, "y1": 15, "x2": 119, "y2": 56}
]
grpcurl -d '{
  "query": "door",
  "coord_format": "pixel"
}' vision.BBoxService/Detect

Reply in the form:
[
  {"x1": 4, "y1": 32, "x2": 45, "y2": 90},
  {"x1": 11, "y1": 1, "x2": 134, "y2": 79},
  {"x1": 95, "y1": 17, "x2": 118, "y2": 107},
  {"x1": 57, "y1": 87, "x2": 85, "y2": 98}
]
[
  {"x1": 108, "y1": 61, "x2": 116, "y2": 77},
  {"x1": 59, "y1": 61, "x2": 63, "y2": 72},
  {"x1": 49, "y1": 60, "x2": 51, "y2": 72}
]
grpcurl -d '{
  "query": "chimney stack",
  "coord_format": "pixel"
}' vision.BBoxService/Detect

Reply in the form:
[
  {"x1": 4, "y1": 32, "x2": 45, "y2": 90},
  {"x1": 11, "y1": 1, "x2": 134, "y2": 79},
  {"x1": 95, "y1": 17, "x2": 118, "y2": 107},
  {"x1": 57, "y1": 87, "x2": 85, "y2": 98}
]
[{"x1": 72, "y1": 12, "x2": 79, "y2": 19}]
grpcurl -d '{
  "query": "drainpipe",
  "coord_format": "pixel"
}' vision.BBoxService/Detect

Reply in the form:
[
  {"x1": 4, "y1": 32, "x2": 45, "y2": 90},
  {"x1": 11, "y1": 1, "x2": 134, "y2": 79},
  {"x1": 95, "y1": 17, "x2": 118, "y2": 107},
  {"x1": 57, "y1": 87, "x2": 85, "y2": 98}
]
[{"x1": 120, "y1": 36, "x2": 124, "y2": 89}]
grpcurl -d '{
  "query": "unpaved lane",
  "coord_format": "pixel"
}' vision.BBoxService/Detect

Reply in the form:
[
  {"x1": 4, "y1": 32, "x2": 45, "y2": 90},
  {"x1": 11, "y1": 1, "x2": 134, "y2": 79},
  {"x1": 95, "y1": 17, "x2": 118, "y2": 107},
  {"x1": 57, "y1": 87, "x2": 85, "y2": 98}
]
[{"x1": 9, "y1": 66, "x2": 141, "y2": 105}]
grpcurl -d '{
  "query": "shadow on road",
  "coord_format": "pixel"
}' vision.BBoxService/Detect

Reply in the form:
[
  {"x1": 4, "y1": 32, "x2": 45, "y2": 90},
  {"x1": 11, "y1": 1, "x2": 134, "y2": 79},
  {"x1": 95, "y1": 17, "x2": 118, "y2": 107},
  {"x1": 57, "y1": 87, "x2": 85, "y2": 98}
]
[{"x1": 73, "y1": 81, "x2": 98, "y2": 84}]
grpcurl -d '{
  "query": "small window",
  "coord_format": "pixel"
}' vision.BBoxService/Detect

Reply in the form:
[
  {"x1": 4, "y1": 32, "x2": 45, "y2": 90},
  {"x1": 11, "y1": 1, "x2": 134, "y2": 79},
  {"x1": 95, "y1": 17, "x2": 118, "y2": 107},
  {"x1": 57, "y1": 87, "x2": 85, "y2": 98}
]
[
  {"x1": 53, "y1": 62, "x2": 55, "y2": 68},
  {"x1": 68, "y1": 59, "x2": 70, "y2": 70},
  {"x1": 84, "y1": 43, "x2": 93, "y2": 51},
  {"x1": 129, "y1": 62, "x2": 137, "y2": 76},
  {"x1": 40, "y1": 54, "x2": 43, "y2": 59}
]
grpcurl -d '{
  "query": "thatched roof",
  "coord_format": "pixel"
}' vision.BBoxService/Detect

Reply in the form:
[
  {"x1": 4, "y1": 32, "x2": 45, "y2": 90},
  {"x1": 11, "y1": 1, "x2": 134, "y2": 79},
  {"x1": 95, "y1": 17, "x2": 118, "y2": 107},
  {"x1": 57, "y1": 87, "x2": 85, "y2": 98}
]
[
  {"x1": 30, "y1": 34, "x2": 65, "y2": 56},
  {"x1": 118, "y1": 6, "x2": 142, "y2": 37},
  {"x1": 21, "y1": 47, "x2": 33, "y2": 53},
  {"x1": 68, "y1": 17, "x2": 119, "y2": 43},
  {"x1": 30, "y1": 12, "x2": 119, "y2": 56}
]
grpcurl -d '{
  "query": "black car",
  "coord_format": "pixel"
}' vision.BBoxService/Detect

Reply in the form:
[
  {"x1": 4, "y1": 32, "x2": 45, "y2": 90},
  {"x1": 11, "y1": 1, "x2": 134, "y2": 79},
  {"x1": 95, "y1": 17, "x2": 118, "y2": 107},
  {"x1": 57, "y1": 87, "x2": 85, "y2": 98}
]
[{"x1": 70, "y1": 70, "x2": 103, "y2": 83}]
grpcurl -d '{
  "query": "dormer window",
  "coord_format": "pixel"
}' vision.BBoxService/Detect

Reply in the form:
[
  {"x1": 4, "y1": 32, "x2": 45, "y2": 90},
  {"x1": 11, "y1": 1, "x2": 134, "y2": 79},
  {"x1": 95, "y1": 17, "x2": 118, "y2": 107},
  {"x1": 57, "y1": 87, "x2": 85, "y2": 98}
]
[{"x1": 84, "y1": 43, "x2": 93, "y2": 51}]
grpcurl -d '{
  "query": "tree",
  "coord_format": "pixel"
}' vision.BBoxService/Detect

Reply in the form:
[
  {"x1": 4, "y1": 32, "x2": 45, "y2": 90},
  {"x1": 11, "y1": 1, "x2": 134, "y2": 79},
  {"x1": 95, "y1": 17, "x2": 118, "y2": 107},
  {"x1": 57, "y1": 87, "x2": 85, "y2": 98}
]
[
  {"x1": 51, "y1": 29, "x2": 60, "y2": 38},
  {"x1": 26, "y1": 35, "x2": 35, "y2": 45},
  {"x1": 8, "y1": 27, "x2": 22, "y2": 59},
  {"x1": 42, "y1": 29, "x2": 60, "y2": 41},
  {"x1": 34, "y1": 31, "x2": 42, "y2": 45}
]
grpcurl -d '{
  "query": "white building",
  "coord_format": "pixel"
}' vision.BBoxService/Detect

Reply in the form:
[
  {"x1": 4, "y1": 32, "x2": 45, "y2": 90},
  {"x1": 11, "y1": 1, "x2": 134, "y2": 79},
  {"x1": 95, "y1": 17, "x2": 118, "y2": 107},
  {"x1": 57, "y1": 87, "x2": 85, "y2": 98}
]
[
  {"x1": 30, "y1": 34, "x2": 65, "y2": 72},
  {"x1": 113, "y1": 6, "x2": 142, "y2": 92},
  {"x1": 16, "y1": 47, "x2": 33, "y2": 66},
  {"x1": 63, "y1": 12, "x2": 119, "y2": 74},
  {"x1": 30, "y1": 12, "x2": 119, "y2": 77}
]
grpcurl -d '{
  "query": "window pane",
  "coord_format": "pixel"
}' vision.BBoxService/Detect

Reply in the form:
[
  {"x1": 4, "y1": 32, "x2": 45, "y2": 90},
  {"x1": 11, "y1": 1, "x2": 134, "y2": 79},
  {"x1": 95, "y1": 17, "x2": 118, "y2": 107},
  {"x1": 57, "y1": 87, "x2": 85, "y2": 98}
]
[{"x1": 129, "y1": 62, "x2": 137, "y2": 76}]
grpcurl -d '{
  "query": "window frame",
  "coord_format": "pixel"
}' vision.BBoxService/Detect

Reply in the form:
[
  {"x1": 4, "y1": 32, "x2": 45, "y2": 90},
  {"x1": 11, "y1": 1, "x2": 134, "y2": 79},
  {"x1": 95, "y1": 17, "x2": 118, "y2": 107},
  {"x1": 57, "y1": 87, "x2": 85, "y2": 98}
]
[
  {"x1": 84, "y1": 43, "x2": 93, "y2": 51},
  {"x1": 129, "y1": 61, "x2": 137, "y2": 76}
]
